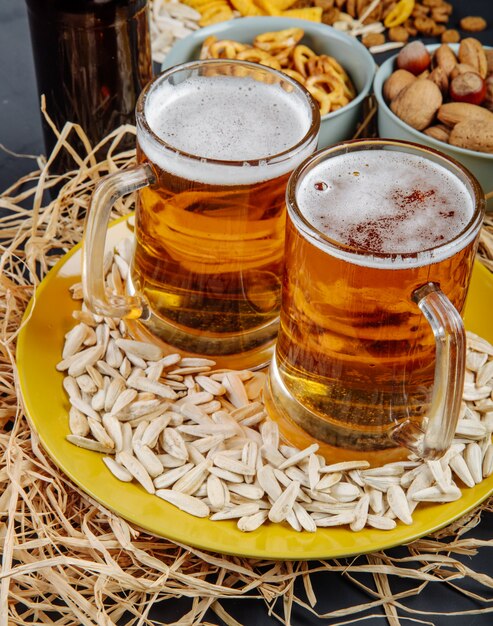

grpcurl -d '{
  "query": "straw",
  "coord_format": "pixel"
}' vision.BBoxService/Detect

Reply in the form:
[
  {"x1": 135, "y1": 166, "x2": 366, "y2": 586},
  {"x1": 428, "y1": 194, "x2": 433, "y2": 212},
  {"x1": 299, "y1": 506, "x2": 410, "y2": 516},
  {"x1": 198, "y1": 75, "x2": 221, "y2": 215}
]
[{"x1": 1, "y1": 104, "x2": 493, "y2": 626}]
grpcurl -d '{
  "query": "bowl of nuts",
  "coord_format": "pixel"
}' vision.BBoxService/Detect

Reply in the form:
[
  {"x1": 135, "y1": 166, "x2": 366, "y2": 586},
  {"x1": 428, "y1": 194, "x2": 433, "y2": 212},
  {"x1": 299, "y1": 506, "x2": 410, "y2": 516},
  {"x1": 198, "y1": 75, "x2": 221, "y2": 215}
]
[
  {"x1": 162, "y1": 16, "x2": 375, "y2": 148},
  {"x1": 374, "y1": 39, "x2": 493, "y2": 209}
]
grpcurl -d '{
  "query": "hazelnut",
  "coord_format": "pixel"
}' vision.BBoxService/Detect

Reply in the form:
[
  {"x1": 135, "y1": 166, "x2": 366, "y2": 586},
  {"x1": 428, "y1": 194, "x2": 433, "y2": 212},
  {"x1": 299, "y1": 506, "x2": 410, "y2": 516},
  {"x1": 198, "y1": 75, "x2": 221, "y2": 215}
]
[
  {"x1": 396, "y1": 41, "x2": 431, "y2": 76},
  {"x1": 450, "y1": 63, "x2": 479, "y2": 80},
  {"x1": 449, "y1": 72, "x2": 487, "y2": 105}
]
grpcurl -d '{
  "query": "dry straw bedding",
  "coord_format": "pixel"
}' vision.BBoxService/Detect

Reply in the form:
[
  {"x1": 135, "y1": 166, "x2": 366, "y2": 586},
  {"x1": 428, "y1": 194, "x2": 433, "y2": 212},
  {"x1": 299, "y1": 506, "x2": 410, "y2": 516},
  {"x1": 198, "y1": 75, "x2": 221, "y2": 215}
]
[{"x1": 1, "y1": 116, "x2": 493, "y2": 625}]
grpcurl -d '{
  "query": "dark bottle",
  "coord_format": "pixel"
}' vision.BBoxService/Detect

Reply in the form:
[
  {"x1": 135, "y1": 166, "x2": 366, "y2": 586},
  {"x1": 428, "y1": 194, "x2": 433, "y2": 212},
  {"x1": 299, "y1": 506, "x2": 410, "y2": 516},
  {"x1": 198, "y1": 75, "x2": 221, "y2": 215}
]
[{"x1": 25, "y1": 0, "x2": 153, "y2": 171}]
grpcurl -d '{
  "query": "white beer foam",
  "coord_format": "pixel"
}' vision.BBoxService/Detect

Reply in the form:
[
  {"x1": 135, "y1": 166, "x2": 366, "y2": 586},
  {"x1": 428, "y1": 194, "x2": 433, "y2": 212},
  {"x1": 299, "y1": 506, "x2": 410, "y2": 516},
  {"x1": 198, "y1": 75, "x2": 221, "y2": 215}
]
[
  {"x1": 296, "y1": 151, "x2": 476, "y2": 268},
  {"x1": 140, "y1": 75, "x2": 315, "y2": 186}
]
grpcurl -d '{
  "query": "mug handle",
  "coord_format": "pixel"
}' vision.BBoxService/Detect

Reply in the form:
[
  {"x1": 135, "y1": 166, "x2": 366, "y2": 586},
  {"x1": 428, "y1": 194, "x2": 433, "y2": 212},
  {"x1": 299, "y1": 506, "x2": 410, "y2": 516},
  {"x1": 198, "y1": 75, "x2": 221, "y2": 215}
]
[
  {"x1": 392, "y1": 282, "x2": 466, "y2": 460},
  {"x1": 82, "y1": 164, "x2": 156, "y2": 319}
]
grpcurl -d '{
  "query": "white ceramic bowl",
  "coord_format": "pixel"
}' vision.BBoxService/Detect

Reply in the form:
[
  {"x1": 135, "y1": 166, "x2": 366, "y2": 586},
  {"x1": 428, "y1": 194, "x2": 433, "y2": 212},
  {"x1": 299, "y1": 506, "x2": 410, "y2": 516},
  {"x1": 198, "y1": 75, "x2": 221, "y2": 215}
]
[
  {"x1": 374, "y1": 43, "x2": 493, "y2": 210},
  {"x1": 162, "y1": 16, "x2": 375, "y2": 148}
]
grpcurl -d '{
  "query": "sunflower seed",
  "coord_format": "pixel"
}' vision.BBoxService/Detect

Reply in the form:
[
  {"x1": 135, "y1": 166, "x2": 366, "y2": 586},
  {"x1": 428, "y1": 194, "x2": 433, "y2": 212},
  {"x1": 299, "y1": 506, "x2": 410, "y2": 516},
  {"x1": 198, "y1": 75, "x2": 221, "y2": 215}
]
[
  {"x1": 117, "y1": 451, "x2": 155, "y2": 494},
  {"x1": 210, "y1": 503, "x2": 259, "y2": 521},
  {"x1": 330, "y1": 482, "x2": 361, "y2": 503},
  {"x1": 102, "y1": 456, "x2": 133, "y2": 482},
  {"x1": 269, "y1": 480, "x2": 300, "y2": 523},
  {"x1": 133, "y1": 442, "x2": 163, "y2": 478},
  {"x1": 315, "y1": 511, "x2": 355, "y2": 527},
  {"x1": 466, "y1": 351, "x2": 487, "y2": 372},
  {"x1": 154, "y1": 463, "x2": 194, "y2": 489},
  {"x1": 278, "y1": 443, "x2": 319, "y2": 470},
  {"x1": 260, "y1": 420, "x2": 279, "y2": 449},
  {"x1": 70, "y1": 395, "x2": 101, "y2": 421},
  {"x1": 315, "y1": 471, "x2": 343, "y2": 492},
  {"x1": 350, "y1": 494, "x2": 370, "y2": 532},
  {"x1": 127, "y1": 377, "x2": 178, "y2": 400},
  {"x1": 63, "y1": 324, "x2": 90, "y2": 358},
  {"x1": 248, "y1": 464, "x2": 279, "y2": 503},
  {"x1": 366, "y1": 514, "x2": 397, "y2": 530},
  {"x1": 387, "y1": 485, "x2": 413, "y2": 525},
  {"x1": 464, "y1": 442, "x2": 483, "y2": 484},
  {"x1": 455, "y1": 420, "x2": 488, "y2": 440},
  {"x1": 449, "y1": 454, "x2": 475, "y2": 488},
  {"x1": 173, "y1": 459, "x2": 211, "y2": 494},
  {"x1": 161, "y1": 428, "x2": 188, "y2": 460},
  {"x1": 222, "y1": 373, "x2": 249, "y2": 408},
  {"x1": 260, "y1": 445, "x2": 286, "y2": 468},
  {"x1": 68, "y1": 406, "x2": 90, "y2": 437},
  {"x1": 237, "y1": 510, "x2": 268, "y2": 532},
  {"x1": 477, "y1": 360, "x2": 493, "y2": 387},
  {"x1": 321, "y1": 460, "x2": 370, "y2": 474},
  {"x1": 67, "y1": 345, "x2": 105, "y2": 377},
  {"x1": 102, "y1": 414, "x2": 123, "y2": 451},
  {"x1": 482, "y1": 444, "x2": 493, "y2": 478},
  {"x1": 411, "y1": 485, "x2": 461, "y2": 502},
  {"x1": 426, "y1": 459, "x2": 452, "y2": 493},
  {"x1": 368, "y1": 488, "x2": 384, "y2": 515},
  {"x1": 155, "y1": 489, "x2": 209, "y2": 517},
  {"x1": 66, "y1": 434, "x2": 112, "y2": 453},
  {"x1": 228, "y1": 483, "x2": 264, "y2": 500}
]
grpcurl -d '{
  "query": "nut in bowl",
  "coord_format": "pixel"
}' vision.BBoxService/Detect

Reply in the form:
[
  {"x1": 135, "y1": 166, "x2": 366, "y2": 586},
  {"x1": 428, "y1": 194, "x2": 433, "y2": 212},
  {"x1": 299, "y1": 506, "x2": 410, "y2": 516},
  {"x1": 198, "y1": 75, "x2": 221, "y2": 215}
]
[
  {"x1": 162, "y1": 16, "x2": 375, "y2": 148},
  {"x1": 374, "y1": 40, "x2": 493, "y2": 210}
]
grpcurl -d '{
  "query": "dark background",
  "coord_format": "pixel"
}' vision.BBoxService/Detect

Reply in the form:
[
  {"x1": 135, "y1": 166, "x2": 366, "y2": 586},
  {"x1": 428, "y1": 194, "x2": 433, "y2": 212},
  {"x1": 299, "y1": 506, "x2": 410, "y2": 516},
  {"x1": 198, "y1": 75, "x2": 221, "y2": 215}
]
[{"x1": 1, "y1": 1, "x2": 493, "y2": 624}]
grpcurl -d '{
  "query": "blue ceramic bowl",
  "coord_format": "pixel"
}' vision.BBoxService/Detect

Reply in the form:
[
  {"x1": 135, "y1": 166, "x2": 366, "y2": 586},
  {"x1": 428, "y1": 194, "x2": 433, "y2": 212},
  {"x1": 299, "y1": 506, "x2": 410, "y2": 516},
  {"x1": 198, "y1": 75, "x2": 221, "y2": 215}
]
[
  {"x1": 374, "y1": 43, "x2": 493, "y2": 210},
  {"x1": 162, "y1": 16, "x2": 375, "y2": 148}
]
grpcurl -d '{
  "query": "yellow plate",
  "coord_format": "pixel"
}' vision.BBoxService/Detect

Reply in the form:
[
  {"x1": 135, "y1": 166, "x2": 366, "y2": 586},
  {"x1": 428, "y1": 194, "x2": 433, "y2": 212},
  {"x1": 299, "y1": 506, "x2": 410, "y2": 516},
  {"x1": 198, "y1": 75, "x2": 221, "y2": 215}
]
[{"x1": 17, "y1": 218, "x2": 493, "y2": 560}]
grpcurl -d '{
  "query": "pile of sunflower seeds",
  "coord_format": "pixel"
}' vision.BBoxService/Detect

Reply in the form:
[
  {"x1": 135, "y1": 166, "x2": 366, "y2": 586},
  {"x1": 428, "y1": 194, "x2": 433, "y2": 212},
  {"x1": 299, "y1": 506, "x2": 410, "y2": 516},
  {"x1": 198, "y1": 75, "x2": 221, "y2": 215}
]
[
  {"x1": 59, "y1": 242, "x2": 493, "y2": 533},
  {"x1": 149, "y1": 0, "x2": 201, "y2": 63}
]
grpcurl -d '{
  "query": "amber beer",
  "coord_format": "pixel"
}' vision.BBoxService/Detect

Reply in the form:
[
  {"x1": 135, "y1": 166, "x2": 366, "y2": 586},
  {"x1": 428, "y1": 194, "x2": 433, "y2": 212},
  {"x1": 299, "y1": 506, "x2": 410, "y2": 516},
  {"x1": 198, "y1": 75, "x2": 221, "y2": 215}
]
[
  {"x1": 267, "y1": 143, "x2": 484, "y2": 459},
  {"x1": 131, "y1": 62, "x2": 319, "y2": 361}
]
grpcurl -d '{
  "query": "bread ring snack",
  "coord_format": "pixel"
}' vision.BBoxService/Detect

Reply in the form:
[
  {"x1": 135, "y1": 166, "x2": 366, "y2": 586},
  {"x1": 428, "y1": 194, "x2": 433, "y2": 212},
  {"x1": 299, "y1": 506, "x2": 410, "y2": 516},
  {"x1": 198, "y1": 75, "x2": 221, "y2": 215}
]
[
  {"x1": 253, "y1": 27, "x2": 304, "y2": 53},
  {"x1": 236, "y1": 48, "x2": 282, "y2": 70},
  {"x1": 305, "y1": 74, "x2": 346, "y2": 114},
  {"x1": 293, "y1": 45, "x2": 318, "y2": 77},
  {"x1": 208, "y1": 38, "x2": 251, "y2": 59},
  {"x1": 199, "y1": 28, "x2": 357, "y2": 116}
]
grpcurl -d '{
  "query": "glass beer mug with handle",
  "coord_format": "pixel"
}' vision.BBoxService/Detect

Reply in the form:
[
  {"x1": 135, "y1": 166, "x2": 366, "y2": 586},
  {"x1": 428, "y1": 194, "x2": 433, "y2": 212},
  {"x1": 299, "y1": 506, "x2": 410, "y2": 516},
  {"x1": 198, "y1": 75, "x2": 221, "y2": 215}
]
[
  {"x1": 83, "y1": 59, "x2": 320, "y2": 370},
  {"x1": 265, "y1": 139, "x2": 485, "y2": 463}
]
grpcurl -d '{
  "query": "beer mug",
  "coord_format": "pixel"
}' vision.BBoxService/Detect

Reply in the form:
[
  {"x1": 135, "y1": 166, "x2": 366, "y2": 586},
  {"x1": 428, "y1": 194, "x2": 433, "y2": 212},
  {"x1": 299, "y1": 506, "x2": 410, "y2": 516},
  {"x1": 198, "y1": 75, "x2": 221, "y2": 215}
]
[
  {"x1": 265, "y1": 139, "x2": 485, "y2": 463},
  {"x1": 83, "y1": 60, "x2": 320, "y2": 369}
]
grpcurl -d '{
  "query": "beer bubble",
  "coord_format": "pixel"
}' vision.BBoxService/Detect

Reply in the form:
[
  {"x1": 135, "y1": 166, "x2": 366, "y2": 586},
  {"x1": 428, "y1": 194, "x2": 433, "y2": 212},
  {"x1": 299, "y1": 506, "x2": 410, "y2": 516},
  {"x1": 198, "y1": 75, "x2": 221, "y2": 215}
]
[{"x1": 314, "y1": 181, "x2": 328, "y2": 191}]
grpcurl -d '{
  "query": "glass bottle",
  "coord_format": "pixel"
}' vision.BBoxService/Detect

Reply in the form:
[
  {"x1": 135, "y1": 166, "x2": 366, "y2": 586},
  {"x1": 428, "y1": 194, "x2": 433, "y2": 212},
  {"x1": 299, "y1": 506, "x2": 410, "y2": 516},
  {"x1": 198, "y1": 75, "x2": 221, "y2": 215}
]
[{"x1": 25, "y1": 0, "x2": 153, "y2": 171}]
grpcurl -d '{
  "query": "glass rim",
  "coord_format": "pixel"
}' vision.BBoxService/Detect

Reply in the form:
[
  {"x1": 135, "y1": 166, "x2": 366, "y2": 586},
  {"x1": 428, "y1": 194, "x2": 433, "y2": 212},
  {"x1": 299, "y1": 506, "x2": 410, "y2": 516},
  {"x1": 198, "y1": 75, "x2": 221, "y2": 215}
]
[
  {"x1": 135, "y1": 58, "x2": 321, "y2": 169},
  {"x1": 286, "y1": 138, "x2": 486, "y2": 265}
]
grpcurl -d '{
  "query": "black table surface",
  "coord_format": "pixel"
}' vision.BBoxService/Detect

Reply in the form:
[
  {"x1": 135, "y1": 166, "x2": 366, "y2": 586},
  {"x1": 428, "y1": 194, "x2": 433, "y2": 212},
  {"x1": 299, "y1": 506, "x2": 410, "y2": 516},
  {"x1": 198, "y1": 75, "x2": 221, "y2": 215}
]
[{"x1": 2, "y1": 1, "x2": 493, "y2": 625}]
